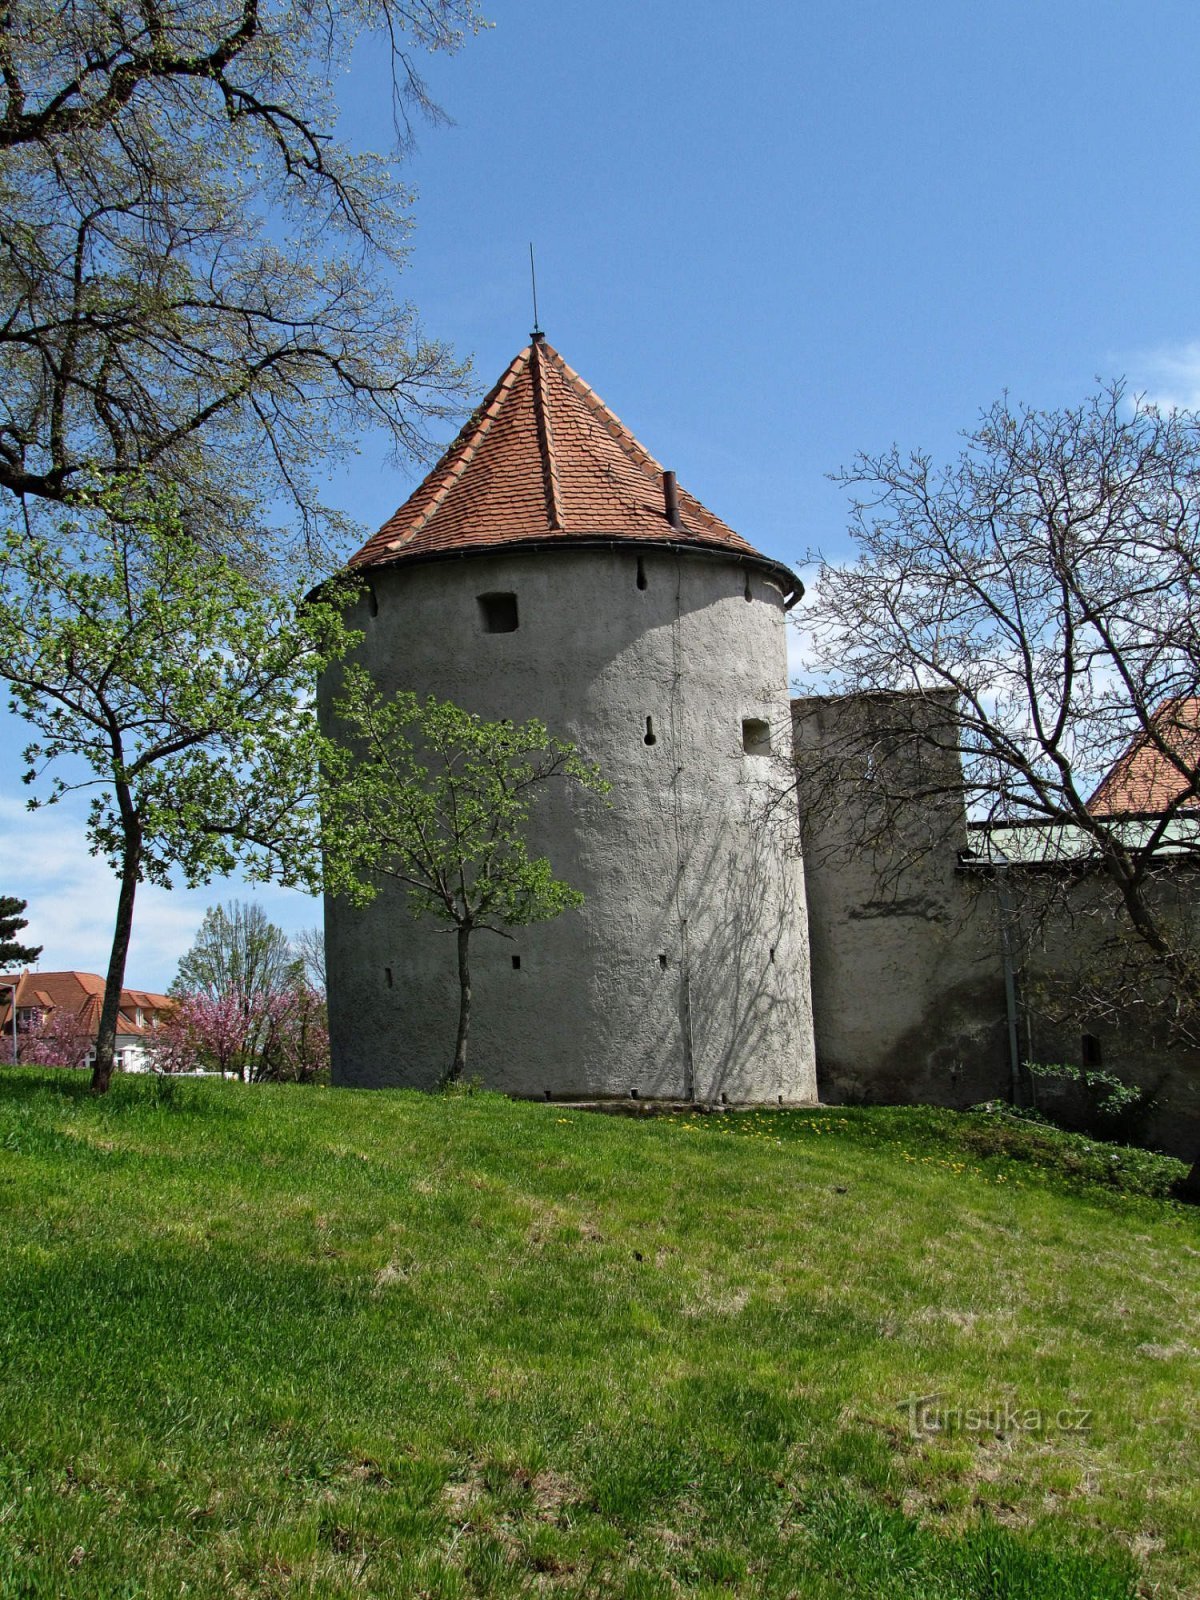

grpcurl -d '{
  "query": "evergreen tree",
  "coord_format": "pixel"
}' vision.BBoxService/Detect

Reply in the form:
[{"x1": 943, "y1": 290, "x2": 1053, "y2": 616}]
[{"x1": 0, "y1": 895, "x2": 41, "y2": 968}]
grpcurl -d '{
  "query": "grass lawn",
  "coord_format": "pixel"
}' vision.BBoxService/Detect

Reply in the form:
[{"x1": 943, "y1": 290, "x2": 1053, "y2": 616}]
[{"x1": 0, "y1": 1068, "x2": 1196, "y2": 1599}]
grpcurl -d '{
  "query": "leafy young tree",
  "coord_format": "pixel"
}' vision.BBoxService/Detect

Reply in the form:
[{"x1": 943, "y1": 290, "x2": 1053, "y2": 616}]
[
  {"x1": 798, "y1": 381, "x2": 1200, "y2": 1197},
  {"x1": 322, "y1": 667, "x2": 606, "y2": 1086},
  {"x1": 0, "y1": 894, "x2": 41, "y2": 967},
  {"x1": 174, "y1": 901, "x2": 300, "y2": 1008},
  {"x1": 0, "y1": 478, "x2": 357, "y2": 1093},
  {"x1": 0, "y1": 0, "x2": 482, "y2": 556}
]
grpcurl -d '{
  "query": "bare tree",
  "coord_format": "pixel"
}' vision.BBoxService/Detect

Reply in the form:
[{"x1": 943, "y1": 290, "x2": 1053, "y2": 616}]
[
  {"x1": 291, "y1": 925, "x2": 327, "y2": 992},
  {"x1": 174, "y1": 901, "x2": 300, "y2": 1006},
  {"x1": 0, "y1": 0, "x2": 483, "y2": 562},
  {"x1": 796, "y1": 382, "x2": 1200, "y2": 1197}
]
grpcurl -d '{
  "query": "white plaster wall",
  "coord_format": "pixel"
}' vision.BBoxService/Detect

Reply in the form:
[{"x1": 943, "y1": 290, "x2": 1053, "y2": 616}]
[{"x1": 321, "y1": 545, "x2": 817, "y2": 1102}]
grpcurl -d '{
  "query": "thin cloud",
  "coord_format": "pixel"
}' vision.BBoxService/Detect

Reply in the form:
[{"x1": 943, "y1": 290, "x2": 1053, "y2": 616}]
[
  {"x1": 0, "y1": 797, "x2": 319, "y2": 991},
  {"x1": 787, "y1": 563, "x2": 844, "y2": 689},
  {"x1": 1132, "y1": 341, "x2": 1200, "y2": 412}
]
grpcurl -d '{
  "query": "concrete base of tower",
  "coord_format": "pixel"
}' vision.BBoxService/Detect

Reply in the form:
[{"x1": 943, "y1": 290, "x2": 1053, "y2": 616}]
[
  {"x1": 324, "y1": 823, "x2": 818, "y2": 1105},
  {"x1": 504, "y1": 1095, "x2": 824, "y2": 1112}
]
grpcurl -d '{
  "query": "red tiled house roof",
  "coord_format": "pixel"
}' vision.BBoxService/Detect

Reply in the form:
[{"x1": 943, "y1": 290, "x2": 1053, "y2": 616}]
[
  {"x1": 1087, "y1": 697, "x2": 1200, "y2": 816},
  {"x1": 348, "y1": 335, "x2": 800, "y2": 597},
  {"x1": 0, "y1": 970, "x2": 172, "y2": 1037}
]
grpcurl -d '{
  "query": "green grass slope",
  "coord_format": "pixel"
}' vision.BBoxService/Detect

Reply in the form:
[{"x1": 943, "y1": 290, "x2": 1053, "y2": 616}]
[{"x1": 0, "y1": 1070, "x2": 1196, "y2": 1599}]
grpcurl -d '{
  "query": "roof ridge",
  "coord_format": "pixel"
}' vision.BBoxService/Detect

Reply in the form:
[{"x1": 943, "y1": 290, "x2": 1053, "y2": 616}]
[
  {"x1": 529, "y1": 338, "x2": 564, "y2": 532},
  {"x1": 385, "y1": 347, "x2": 533, "y2": 552},
  {"x1": 541, "y1": 342, "x2": 738, "y2": 545},
  {"x1": 543, "y1": 343, "x2": 664, "y2": 478}
]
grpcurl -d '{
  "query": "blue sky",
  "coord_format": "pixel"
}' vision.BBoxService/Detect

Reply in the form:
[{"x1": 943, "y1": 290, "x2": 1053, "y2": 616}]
[{"x1": 5, "y1": 0, "x2": 1200, "y2": 987}]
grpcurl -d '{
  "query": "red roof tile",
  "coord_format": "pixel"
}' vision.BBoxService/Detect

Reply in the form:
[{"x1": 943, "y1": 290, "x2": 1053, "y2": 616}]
[
  {"x1": 0, "y1": 970, "x2": 172, "y2": 1037},
  {"x1": 1087, "y1": 698, "x2": 1200, "y2": 816},
  {"x1": 349, "y1": 337, "x2": 792, "y2": 584}
]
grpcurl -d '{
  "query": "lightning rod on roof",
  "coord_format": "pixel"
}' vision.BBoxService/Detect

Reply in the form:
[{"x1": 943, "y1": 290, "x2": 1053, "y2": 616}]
[{"x1": 529, "y1": 242, "x2": 542, "y2": 338}]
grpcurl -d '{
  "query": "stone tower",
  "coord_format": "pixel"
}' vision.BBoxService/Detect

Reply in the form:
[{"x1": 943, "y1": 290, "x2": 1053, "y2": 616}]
[{"x1": 322, "y1": 335, "x2": 817, "y2": 1103}]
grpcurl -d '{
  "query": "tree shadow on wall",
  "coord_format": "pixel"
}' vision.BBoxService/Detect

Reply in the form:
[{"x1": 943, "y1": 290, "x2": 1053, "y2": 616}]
[{"x1": 588, "y1": 755, "x2": 809, "y2": 1104}]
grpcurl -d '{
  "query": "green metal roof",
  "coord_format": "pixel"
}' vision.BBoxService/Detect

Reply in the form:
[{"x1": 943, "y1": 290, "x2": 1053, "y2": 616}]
[{"x1": 964, "y1": 815, "x2": 1200, "y2": 867}]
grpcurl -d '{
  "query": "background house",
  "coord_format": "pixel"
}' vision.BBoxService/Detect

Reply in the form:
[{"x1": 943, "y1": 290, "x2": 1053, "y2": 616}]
[{"x1": 0, "y1": 970, "x2": 172, "y2": 1072}]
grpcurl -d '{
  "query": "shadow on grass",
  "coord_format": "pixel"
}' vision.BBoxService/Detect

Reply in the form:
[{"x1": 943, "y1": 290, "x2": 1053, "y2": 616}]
[
  {"x1": 0, "y1": 1065, "x2": 245, "y2": 1122},
  {"x1": 0, "y1": 1065, "x2": 95, "y2": 1105}
]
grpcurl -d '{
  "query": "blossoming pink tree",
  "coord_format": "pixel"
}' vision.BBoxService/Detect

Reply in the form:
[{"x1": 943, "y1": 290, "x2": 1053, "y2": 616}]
[
  {"x1": 149, "y1": 986, "x2": 329, "y2": 1082},
  {"x1": 148, "y1": 993, "x2": 245, "y2": 1078},
  {"x1": 256, "y1": 986, "x2": 330, "y2": 1084},
  {"x1": 19, "y1": 1009, "x2": 93, "y2": 1070}
]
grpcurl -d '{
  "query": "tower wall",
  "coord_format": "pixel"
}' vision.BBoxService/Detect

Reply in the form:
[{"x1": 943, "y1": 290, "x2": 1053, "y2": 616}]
[
  {"x1": 321, "y1": 544, "x2": 817, "y2": 1102},
  {"x1": 792, "y1": 692, "x2": 1010, "y2": 1108}
]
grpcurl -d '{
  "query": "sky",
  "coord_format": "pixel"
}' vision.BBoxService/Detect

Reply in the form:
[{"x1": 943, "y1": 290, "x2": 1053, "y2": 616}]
[{"x1": 5, "y1": 0, "x2": 1200, "y2": 988}]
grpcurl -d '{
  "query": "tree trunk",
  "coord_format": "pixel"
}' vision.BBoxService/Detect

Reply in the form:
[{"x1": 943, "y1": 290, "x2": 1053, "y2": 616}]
[
  {"x1": 91, "y1": 831, "x2": 141, "y2": 1094},
  {"x1": 442, "y1": 924, "x2": 472, "y2": 1088}
]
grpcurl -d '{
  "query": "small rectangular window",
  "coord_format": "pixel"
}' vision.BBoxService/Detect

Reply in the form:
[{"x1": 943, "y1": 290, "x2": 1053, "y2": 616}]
[
  {"x1": 742, "y1": 717, "x2": 771, "y2": 756},
  {"x1": 1081, "y1": 1033, "x2": 1102, "y2": 1069},
  {"x1": 478, "y1": 592, "x2": 518, "y2": 633}
]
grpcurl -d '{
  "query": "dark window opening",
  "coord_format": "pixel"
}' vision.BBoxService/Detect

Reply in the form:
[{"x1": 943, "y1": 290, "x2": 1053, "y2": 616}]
[
  {"x1": 1081, "y1": 1032, "x2": 1102, "y2": 1069},
  {"x1": 743, "y1": 573, "x2": 752, "y2": 602},
  {"x1": 658, "y1": 952, "x2": 668, "y2": 969},
  {"x1": 384, "y1": 966, "x2": 393, "y2": 989},
  {"x1": 636, "y1": 556, "x2": 647, "y2": 591},
  {"x1": 366, "y1": 583, "x2": 379, "y2": 618},
  {"x1": 512, "y1": 954, "x2": 521, "y2": 970},
  {"x1": 478, "y1": 591, "x2": 519, "y2": 633},
  {"x1": 769, "y1": 946, "x2": 776, "y2": 964},
  {"x1": 629, "y1": 1088, "x2": 639, "y2": 1100},
  {"x1": 644, "y1": 715, "x2": 657, "y2": 746},
  {"x1": 742, "y1": 717, "x2": 771, "y2": 756}
]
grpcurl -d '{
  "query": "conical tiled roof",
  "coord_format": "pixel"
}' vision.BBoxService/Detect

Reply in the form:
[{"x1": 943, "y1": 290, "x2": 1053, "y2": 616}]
[
  {"x1": 349, "y1": 336, "x2": 797, "y2": 593},
  {"x1": 1087, "y1": 697, "x2": 1200, "y2": 816}
]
